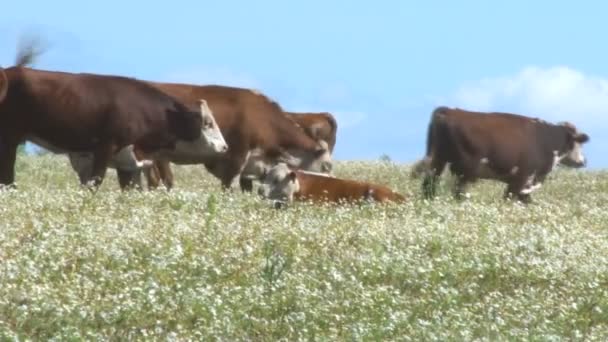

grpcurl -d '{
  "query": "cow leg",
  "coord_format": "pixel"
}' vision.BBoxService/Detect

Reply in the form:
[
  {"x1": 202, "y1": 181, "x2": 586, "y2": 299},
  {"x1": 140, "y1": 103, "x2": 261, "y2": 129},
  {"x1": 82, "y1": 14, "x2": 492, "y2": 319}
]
[
  {"x1": 144, "y1": 165, "x2": 161, "y2": 190},
  {"x1": 116, "y1": 169, "x2": 143, "y2": 191},
  {"x1": 504, "y1": 177, "x2": 533, "y2": 204},
  {"x1": 156, "y1": 160, "x2": 174, "y2": 190},
  {"x1": 452, "y1": 175, "x2": 471, "y2": 201},
  {"x1": 422, "y1": 158, "x2": 446, "y2": 199},
  {"x1": 87, "y1": 144, "x2": 114, "y2": 189},
  {"x1": 0, "y1": 139, "x2": 18, "y2": 188},
  {"x1": 239, "y1": 177, "x2": 254, "y2": 192}
]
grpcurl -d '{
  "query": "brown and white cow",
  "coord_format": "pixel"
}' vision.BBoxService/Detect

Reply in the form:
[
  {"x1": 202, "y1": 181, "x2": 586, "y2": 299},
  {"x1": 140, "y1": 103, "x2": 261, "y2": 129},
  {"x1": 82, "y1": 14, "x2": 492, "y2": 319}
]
[
  {"x1": 143, "y1": 110, "x2": 338, "y2": 192},
  {"x1": 238, "y1": 111, "x2": 338, "y2": 191},
  {"x1": 417, "y1": 106, "x2": 590, "y2": 203},
  {"x1": 257, "y1": 163, "x2": 406, "y2": 206},
  {"x1": 67, "y1": 99, "x2": 227, "y2": 188},
  {"x1": 0, "y1": 47, "x2": 215, "y2": 189},
  {"x1": 112, "y1": 83, "x2": 333, "y2": 190},
  {"x1": 285, "y1": 111, "x2": 338, "y2": 152}
]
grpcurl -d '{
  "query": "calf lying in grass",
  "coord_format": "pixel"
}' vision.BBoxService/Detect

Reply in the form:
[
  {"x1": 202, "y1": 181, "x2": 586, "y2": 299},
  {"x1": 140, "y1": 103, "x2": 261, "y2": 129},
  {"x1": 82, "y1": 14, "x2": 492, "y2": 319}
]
[{"x1": 258, "y1": 163, "x2": 405, "y2": 206}]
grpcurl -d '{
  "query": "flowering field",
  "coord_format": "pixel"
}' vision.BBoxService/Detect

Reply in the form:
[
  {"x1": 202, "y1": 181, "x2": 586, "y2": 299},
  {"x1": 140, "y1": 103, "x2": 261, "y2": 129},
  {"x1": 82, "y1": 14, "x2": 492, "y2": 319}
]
[{"x1": 1, "y1": 155, "x2": 607, "y2": 340}]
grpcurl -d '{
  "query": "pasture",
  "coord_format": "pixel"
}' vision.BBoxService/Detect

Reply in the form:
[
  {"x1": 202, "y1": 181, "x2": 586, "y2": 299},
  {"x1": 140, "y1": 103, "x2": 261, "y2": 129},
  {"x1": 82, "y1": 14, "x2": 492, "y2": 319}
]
[{"x1": 1, "y1": 155, "x2": 607, "y2": 340}]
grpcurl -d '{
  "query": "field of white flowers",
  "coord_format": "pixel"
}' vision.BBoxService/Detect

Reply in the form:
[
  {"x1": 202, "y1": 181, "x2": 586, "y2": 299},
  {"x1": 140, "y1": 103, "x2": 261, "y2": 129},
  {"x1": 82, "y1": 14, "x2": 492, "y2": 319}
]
[{"x1": 1, "y1": 155, "x2": 607, "y2": 340}]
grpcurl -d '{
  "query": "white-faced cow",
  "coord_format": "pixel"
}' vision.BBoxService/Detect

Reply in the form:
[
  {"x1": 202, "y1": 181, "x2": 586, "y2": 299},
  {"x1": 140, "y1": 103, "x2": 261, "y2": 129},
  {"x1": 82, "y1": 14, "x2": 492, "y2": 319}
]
[
  {"x1": 112, "y1": 83, "x2": 333, "y2": 190},
  {"x1": 257, "y1": 163, "x2": 405, "y2": 207},
  {"x1": 417, "y1": 106, "x2": 590, "y2": 203},
  {"x1": 67, "y1": 99, "x2": 227, "y2": 188},
  {"x1": 238, "y1": 111, "x2": 338, "y2": 192},
  {"x1": 0, "y1": 47, "x2": 214, "y2": 189}
]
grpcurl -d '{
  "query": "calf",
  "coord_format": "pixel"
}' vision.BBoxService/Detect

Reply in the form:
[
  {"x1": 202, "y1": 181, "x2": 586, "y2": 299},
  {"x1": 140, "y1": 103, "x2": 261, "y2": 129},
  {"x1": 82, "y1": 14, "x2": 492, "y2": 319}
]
[
  {"x1": 418, "y1": 106, "x2": 590, "y2": 203},
  {"x1": 0, "y1": 46, "x2": 210, "y2": 188},
  {"x1": 258, "y1": 163, "x2": 406, "y2": 205}
]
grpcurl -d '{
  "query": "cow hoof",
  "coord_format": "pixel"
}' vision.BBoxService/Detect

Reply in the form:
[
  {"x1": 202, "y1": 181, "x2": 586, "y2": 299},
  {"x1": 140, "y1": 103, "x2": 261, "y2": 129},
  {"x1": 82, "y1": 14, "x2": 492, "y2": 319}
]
[{"x1": 273, "y1": 200, "x2": 288, "y2": 210}]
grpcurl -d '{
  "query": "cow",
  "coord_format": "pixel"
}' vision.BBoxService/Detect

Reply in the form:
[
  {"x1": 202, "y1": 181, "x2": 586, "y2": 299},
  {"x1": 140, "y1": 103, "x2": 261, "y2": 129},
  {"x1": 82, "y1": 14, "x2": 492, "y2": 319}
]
[
  {"x1": 111, "y1": 83, "x2": 333, "y2": 191},
  {"x1": 417, "y1": 106, "x2": 590, "y2": 203},
  {"x1": 238, "y1": 111, "x2": 338, "y2": 192},
  {"x1": 67, "y1": 99, "x2": 227, "y2": 188},
  {"x1": 285, "y1": 111, "x2": 338, "y2": 152},
  {"x1": 142, "y1": 111, "x2": 338, "y2": 192},
  {"x1": 257, "y1": 163, "x2": 406, "y2": 207},
  {"x1": 0, "y1": 47, "x2": 220, "y2": 189}
]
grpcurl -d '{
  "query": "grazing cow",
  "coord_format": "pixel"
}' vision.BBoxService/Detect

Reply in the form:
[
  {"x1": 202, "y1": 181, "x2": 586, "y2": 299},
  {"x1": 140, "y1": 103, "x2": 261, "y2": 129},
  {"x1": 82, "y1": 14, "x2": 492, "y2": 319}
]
[
  {"x1": 67, "y1": 99, "x2": 227, "y2": 188},
  {"x1": 285, "y1": 111, "x2": 338, "y2": 152},
  {"x1": 238, "y1": 111, "x2": 338, "y2": 192},
  {"x1": 0, "y1": 48, "x2": 212, "y2": 188},
  {"x1": 418, "y1": 106, "x2": 590, "y2": 203},
  {"x1": 116, "y1": 82, "x2": 333, "y2": 190},
  {"x1": 258, "y1": 163, "x2": 406, "y2": 206}
]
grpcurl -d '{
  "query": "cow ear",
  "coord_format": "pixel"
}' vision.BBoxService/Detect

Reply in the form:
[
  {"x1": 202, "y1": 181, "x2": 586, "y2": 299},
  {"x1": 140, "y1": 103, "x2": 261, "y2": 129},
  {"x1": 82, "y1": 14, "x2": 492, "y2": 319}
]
[
  {"x1": 288, "y1": 171, "x2": 297, "y2": 183},
  {"x1": 576, "y1": 133, "x2": 590, "y2": 143}
]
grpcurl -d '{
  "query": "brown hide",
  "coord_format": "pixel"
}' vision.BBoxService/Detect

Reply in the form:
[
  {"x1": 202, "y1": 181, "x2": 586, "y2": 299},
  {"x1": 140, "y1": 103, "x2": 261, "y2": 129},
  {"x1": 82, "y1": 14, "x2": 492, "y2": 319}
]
[
  {"x1": 421, "y1": 106, "x2": 589, "y2": 202},
  {"x1": 285, "y1": 112, "x2": 338, "y2": 152},
  {"x1": 0, "y1": 66, "x2": 203, "y2": 187},
  {"x1": 293, "y1": 172, "x2": 405, "y2": 204},
  {"x1": 125, "y1": 82, "x2": 328, "y2": 190}
]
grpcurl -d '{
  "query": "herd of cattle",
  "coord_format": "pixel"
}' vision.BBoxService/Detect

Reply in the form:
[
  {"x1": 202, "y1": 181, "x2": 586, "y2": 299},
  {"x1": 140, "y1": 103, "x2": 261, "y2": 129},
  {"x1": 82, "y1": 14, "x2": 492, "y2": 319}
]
[{"x1": 0, "y1": 45, "x2": 591, "y2": 206}]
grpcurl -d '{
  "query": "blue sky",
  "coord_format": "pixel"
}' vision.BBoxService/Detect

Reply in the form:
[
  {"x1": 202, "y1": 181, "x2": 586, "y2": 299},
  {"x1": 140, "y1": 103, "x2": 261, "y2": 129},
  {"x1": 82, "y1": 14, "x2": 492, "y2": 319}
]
[{"x1": 2, "y1": 1, "x2": 608, "y2": 168}]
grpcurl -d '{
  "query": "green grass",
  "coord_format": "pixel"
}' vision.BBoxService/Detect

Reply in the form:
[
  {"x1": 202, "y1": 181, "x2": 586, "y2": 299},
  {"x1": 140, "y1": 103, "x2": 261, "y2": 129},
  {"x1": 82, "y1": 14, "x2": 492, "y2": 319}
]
[{"x1": 1, "y1": 155, "x2": 608, "y2": 340}]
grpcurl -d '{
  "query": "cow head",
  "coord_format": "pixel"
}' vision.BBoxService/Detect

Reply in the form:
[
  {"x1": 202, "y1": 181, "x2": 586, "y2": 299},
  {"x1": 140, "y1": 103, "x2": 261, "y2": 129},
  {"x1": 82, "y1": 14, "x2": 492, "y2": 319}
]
[
  {"x1": 257, "y1": 163, "x2": 299, "y2": 202},
  {"x1": 279, "y1": 140, "x2": 333, "y2": 174},
  {"x1": 167, "y1": 106, "x2": 203, "y2": 142},
  {"x1": 196, "y1": 99, "x2": 228, "y2": 153},
  {"x1": 557, "y1": 121, "x2": 590, "y2": 168},
  {"x1": 165, "y1": 99, "x2": 228, "y2": 160}
]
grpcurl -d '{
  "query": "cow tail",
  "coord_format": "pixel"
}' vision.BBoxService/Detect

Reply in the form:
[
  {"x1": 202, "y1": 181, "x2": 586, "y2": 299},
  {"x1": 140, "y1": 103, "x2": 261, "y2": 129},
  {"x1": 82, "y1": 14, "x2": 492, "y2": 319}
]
[
  {"x1": 15, "y1": 36, "x2": 46, "y2": 68},
  {"x1": 411, "y1": 106, "x2": 446, "y2": 179}
]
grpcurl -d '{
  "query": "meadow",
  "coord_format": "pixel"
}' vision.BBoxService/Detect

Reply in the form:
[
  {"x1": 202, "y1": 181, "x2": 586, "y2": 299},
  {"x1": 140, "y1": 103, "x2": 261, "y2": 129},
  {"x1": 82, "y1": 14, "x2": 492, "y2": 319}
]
[{"x1": 1, "y1": 155, "x2": 607, "y2": 340}]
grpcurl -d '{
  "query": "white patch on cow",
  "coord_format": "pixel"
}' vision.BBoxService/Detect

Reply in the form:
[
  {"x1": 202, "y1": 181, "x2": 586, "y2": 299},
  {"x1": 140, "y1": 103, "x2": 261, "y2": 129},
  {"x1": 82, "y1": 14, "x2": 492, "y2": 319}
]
[
  {"x1": 153, "y1": 99, "x2": 228, "y2": 164},
  {"x1": 480, "y1": 157, "x2": 489, "y2": 164},
  {"x1": 565, "y1": 142, "x2": 586, "y2": 165},
  {"x1": 510, "y1": 166, "x2": 519, "y2": 175},
  {"x1": 520, "y1": 182, "x2": 542, "y2": 195},
  {"x1": 258, "y1": 163, "x2": 300, "y2": 202},
  {"x1": 281, "y1": 141, "x2": 333, "y2": 174},
  {"x1": 297, "y1": 170, "x2": 336, "y2": 178},
  {"x1": 113, "y1": 145, "x2": 154, "y2": 170},
  {"x1": 519, "y1": 173, "x2": 541, "y2": 195}
]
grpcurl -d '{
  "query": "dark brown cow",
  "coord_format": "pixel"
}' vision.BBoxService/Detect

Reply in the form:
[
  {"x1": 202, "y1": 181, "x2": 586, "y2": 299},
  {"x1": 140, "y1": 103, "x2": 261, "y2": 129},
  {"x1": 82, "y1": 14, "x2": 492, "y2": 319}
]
[
  {"x1": 418, "y1": 106, "x2": 590, "y2": 203},
  {"x1": 0, "y1": 50, "x2": 205, "y2": 188},
  {"x1": 257, "y1": 163, "x2": 405, "y2": 205},
  {"x1": 118, "y1": 82, "x2": 332, "y2": 190}
]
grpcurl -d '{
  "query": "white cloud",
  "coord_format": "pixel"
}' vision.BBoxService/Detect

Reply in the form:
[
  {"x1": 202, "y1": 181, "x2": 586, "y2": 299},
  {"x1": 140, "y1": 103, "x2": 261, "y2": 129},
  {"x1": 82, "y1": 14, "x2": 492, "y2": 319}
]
[
  {"x1": 162, "y1": 67, "x2": 261, "y2": 89},
  {"x1": 450, "y1": 66, "x2": 608, "y2": 127}
]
